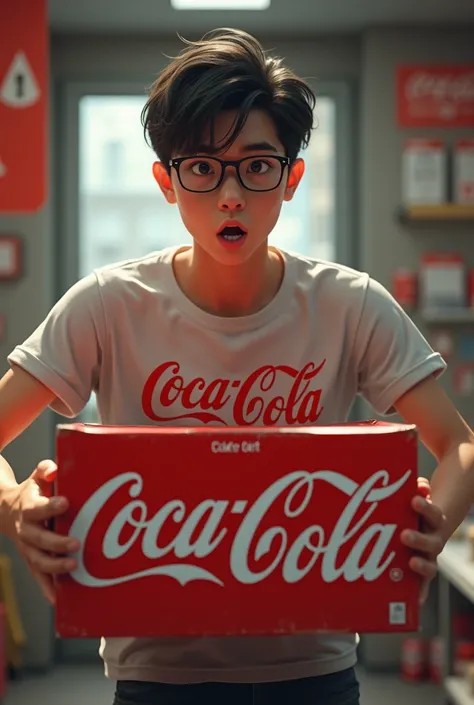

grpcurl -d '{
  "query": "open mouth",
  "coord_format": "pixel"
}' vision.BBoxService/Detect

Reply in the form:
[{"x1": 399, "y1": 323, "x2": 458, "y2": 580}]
[{"x1": 218, "y1": 226, "x2": 247, "y2": 242}]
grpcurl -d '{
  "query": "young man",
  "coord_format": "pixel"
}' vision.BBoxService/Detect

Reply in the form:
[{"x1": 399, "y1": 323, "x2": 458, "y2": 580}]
[{"x1": 0, "y1": 27, "x2": 472, "y2": 705}]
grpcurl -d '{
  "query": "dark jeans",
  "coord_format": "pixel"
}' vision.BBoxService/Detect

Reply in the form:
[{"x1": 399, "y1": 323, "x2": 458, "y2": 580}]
[{"x1": 113, "y1": 667, "x2": 360, "y2": 704}]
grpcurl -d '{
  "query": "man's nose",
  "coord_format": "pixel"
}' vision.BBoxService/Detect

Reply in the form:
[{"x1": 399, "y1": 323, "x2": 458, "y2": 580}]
[{"x1": 217, "y1": 168, "x2": 246, "y2": 211}]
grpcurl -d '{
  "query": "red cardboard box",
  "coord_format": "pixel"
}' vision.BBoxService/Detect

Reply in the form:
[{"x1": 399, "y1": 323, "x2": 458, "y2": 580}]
[{"x1": 53, "y1": 421, "x2": 420, "y2": 638}]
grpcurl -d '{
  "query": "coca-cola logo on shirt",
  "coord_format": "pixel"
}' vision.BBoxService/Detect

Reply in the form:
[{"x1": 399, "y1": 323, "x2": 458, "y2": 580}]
[
  {"x1": 68, "y1": 468, "x2": 411, "y2": 589},
  {"x1": 142, "y1": 361, "x2": 325, "y2": 426}
]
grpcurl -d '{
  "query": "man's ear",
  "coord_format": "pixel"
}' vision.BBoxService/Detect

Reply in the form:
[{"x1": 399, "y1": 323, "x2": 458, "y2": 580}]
[
  {"x1": 284, "y1": 158, "x2": 305, "y2": 202},
  {"x1": 152, "y1": 162, "x2": 177, "y2": 204}
]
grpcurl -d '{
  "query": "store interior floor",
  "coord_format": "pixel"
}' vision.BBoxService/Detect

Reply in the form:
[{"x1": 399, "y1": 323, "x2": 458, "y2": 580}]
[{"x1": 2, "y1": 663, "x2": 446, "y2": 705}]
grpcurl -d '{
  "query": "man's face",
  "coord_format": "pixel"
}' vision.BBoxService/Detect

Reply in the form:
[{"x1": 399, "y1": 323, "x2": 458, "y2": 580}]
[{"x1": 153, "y1": 109, "x2": 304, "y2": 266}]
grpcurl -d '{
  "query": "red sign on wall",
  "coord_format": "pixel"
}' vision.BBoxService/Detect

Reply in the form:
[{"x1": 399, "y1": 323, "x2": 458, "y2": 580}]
[
  {"x1": 397, "y1": 65, "x2": 474, "y2": 128},
  {"x1": 0, "y1": 1, "x2": 48, "y2": 213}
]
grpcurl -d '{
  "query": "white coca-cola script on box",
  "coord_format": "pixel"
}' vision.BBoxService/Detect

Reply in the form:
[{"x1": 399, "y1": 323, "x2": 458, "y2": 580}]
[{"x1": 53, "y1": 421, "x2": 420, "y2": 638}]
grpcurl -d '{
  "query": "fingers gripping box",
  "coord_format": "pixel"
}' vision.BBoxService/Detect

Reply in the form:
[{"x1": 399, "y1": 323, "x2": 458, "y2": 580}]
[{"x1": 53, "y1": 421, "x2": 420, "y2": 638}]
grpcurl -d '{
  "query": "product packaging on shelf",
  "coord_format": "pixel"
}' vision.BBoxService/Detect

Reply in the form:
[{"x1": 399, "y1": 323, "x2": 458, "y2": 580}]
[
  {"x1": 419, "y1": 253, "x2": 466, "y2": 310},
  {"x1": 402, "y1": 139, "x2": 447, "y2": 205},
  {"x1": 454, "y1": 139, "x2": 474, "y2": 204}
]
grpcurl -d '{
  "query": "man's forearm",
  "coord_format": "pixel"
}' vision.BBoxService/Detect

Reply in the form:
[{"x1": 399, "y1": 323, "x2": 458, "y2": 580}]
[
  {"x1": 430, "y1": 440, "x2": 474, "y2": 543},
  {"x1": 0, "y1": 454, "x2": 19, "y2": 539}
]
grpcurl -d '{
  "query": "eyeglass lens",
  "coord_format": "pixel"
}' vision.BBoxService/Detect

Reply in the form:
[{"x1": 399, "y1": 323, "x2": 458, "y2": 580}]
[{"x1": 178, "y1": 157, "x2": 284, "y2": 192}]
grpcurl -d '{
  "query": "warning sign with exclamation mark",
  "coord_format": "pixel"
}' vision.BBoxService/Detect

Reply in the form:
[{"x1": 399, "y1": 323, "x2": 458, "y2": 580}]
[
  {"x1": 1, "y1": 52, "x2": 41, "y2": 109},
  {"x1": 0, "y1": 1, "x2": 47, "y2": 213}
]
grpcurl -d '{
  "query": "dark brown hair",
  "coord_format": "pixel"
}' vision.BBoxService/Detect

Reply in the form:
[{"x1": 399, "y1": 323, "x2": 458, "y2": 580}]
[{"x1": 141, "y1": 28, "x2": 315, "y2": 169}]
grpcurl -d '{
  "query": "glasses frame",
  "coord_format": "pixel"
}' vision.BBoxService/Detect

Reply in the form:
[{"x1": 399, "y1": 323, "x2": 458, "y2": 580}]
[{"x1": 169, "y1": 154, "x2": 291, "y2": 193}]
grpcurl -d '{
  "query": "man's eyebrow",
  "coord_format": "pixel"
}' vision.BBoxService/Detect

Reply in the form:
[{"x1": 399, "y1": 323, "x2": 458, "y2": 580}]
[
  {"x1": 240, "y1": 141, "x2": 279, "y2": 153},
  {"x1": 193, "y1": 141, "x2": 279, "y2": 155}
]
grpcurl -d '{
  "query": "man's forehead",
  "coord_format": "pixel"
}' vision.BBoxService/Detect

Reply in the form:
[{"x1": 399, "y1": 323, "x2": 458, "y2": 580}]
[
  {"x1": 200, "y1": 109, "x2": 282, "y2": 153},
  {"x1": 172, "y1": 109, "x2": 285, "y2": 159},
  {"x1": 193, "y1": 140, "x2": 280, "y2": 156}
]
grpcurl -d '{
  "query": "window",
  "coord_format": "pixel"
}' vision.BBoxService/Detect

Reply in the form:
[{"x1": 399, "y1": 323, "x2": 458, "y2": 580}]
[{"x1": 102, "y1": 140, "x2": 124, "y2": 187}]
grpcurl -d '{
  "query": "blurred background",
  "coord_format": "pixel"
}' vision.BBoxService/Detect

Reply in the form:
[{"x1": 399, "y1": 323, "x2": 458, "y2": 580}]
[{"x1": 0, "y1": 1, "x2": 474, "y2": 703}]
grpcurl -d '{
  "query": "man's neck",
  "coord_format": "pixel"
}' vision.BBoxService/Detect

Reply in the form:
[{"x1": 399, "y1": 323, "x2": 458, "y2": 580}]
[{"x1": 172, "y1": 243, "x2": 284, "y2": 317}]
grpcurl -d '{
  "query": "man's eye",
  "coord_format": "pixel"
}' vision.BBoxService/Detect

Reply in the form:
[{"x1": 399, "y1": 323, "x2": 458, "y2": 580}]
[
  {"x1": 191, "y1": 161, "x2": 214, "y2": 175},
  {"x1": 248, "y1": 160, "x2": 270, "y2": 174}
]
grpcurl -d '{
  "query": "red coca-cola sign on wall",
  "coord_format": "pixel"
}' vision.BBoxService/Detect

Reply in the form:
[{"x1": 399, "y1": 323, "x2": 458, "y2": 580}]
[
  {"x1": 53, "y1": 422, "x2": 420, "y2": 638},
  {"x1": 397, "y1": 65, "x2": 474, "y2": 127}
]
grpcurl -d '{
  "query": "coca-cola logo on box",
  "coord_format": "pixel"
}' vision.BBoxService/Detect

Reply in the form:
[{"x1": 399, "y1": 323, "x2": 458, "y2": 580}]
[
  {"x1": 54, "y1": 422, "x2": 420, "y2": 638},
  {"x1": 397, "y1": 65, "x2": 474, "y2": 127}
]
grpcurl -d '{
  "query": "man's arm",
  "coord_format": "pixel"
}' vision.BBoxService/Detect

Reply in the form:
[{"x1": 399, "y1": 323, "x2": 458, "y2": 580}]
[
  {"x1": 0, "y1": 366, "x2": 75, "y2": 603},
  {"x1": 395, "y1": 374, "x2": 474, "y2": 543},
  {"x1": 0, "y1": 366, "x2": 56, "y2": 535}
]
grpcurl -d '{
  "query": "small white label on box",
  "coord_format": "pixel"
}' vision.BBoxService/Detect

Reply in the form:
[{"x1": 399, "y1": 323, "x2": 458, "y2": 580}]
[
  {"x1": 402, "y1": 139, "x2": 446, "y2": 205},
  {"x1": 389, "y1": 602, "x2": 406, "y2": 625},
  {"x1": 420, "y1": 254, "x2": 466, "y2": 309},
  {"x1": 454, "y1": 140, "x2": 474, "y2": 204}
]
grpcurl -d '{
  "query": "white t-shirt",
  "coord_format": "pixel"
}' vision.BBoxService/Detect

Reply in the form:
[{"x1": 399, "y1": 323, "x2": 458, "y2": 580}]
[{"x1": 8, "y1": 246, "x2": 446, "y2": 684}]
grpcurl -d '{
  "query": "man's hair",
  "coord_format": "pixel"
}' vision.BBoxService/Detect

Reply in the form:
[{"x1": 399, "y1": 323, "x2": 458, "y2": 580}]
[{"x1": 141, "y1": 28, "x2": 315, "y2": 169}]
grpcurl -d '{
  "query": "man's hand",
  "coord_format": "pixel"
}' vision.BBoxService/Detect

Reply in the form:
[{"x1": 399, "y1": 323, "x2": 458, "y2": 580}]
[
  {"x1": 4, "y1": 460, "x2": 80, "y2": 605},
  {"x1": 401, "y1": 476, "x2": 446, "y2": 605}
]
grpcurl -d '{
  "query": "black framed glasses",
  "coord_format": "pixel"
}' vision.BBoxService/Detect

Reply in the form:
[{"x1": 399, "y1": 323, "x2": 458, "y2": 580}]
[{"x1": 169, "y1": 155, "x2": 291, "y2": 193}]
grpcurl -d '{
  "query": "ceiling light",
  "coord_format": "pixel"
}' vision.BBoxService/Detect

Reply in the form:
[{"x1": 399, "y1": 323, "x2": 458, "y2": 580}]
[{"x1": 171, "y1": 0, "x2": 270, "y2": 9}]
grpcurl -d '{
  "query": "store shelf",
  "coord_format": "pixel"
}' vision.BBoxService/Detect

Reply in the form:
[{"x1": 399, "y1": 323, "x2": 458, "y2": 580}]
[
  {"x1": 420, "y1": 308, "x2": 474, "y2": 324},
  {"x1": 399, "y1": 204, "x2": 474, "y2": 222},
  {"x1": 445, "y1": 676, "x2": 474, "y2": 705},
  {"x1": 438, "y1": 540, "x2": 474, "y2": 604}
]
